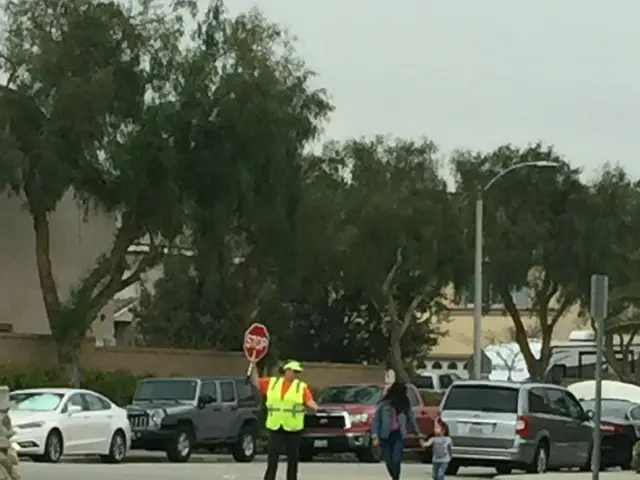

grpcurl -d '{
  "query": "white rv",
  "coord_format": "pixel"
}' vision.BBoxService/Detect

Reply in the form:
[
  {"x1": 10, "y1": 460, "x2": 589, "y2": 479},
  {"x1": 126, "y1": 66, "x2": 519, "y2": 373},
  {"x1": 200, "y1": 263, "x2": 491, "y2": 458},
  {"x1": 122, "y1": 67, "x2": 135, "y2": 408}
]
[{"x1": 547, "y1": 330, "x2": 640, "y2": 381}]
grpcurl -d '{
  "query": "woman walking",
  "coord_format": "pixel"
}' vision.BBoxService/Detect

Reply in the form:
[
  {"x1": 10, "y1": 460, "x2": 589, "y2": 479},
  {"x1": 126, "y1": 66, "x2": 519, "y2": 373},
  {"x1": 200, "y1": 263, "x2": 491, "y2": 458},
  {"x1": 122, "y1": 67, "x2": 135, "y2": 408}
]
[{"x1": 371, "y1": 382, "x2": 425, "y2": 480}]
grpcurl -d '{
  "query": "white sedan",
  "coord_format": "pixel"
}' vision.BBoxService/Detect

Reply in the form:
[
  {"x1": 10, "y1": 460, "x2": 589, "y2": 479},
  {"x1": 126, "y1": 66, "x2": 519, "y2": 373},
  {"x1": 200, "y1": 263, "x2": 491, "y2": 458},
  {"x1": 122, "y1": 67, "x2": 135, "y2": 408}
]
[{"x1": 9, "y1": 387, "x2": 131, "y2": 463}]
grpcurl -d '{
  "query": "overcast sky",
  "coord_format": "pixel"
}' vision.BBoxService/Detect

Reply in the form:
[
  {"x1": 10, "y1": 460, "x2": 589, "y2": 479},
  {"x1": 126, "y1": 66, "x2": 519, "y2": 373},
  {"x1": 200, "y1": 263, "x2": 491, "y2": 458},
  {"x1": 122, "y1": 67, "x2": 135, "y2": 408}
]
[{"x1": 225, "y1": 0, "x2": 640, "y2": 178}]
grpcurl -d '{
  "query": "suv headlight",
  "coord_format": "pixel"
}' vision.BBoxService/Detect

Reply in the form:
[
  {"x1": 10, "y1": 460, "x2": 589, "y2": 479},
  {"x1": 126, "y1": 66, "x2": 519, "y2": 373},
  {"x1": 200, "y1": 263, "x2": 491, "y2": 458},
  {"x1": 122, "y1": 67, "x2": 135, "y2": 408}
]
[
  {"x1": 349, "y1": 413, "x2": 369, "y2": 424},
  {"x1": 150, "y1": 410, "x2": 165, "y2": 428}
]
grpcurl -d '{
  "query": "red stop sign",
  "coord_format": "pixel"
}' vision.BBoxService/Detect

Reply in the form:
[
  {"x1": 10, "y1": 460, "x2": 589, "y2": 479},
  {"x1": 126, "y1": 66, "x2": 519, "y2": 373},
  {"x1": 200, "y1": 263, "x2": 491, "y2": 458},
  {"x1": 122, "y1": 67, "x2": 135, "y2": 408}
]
[{"x1": 243, "y1": 322, "x2": 270, "y2": 362}]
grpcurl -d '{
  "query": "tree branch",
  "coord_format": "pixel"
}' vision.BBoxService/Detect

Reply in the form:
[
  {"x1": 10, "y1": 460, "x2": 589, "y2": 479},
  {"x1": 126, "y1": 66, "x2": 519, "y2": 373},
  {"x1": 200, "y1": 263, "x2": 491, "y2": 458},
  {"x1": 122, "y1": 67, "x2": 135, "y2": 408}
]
[
  {"x1": 89, "y1": 236, "x2": 163, "y2": 313},
  {"x1": 549, "y1": 295, "x2": 573, "y2": 329},
  {"x1": 0, "y1": 52, "x2": 19, "y2": 87},
  {"x1": 381, "y1": 247, "x2": 403, "y2": 296},
  {"x1": 80, "y1": 213, "x2": 142, "y2": 298}
]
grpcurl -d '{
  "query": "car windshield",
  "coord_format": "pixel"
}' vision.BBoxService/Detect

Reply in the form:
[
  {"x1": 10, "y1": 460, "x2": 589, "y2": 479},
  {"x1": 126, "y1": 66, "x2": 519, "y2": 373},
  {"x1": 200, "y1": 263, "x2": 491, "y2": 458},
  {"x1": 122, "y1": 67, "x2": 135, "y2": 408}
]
[
  {"x1": 317, "y1": 385, "x2": 382, "y2": 404},
  {"x1": 10, "y1": 392, "x2": 64, "y2": 411},
  {"x1": 134, "y1": 379, "x2": 198, "y2": 401},
  {"x1": 443, "y1": 385, "x2": 519, "y2": 413},
  {"x1": 581, "y1": 399, "x2": 634, "y2": 419}
]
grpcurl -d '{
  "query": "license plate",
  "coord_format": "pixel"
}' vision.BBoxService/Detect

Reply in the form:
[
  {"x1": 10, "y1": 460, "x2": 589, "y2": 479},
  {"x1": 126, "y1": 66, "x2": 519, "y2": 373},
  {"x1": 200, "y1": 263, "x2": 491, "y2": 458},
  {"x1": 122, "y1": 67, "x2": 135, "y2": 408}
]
[
  {"x1": 469, "y1": 425, "x2": 484, "y2": 435},
  {"x1": 313, "y1": 439, "x2": 328, "y2": 448}
]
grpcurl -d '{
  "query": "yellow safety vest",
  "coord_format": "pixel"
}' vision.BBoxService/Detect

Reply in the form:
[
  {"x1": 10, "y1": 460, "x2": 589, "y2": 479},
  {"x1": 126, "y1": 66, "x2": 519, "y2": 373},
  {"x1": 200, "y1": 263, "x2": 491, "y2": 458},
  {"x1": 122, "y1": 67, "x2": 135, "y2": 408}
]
[{"x1": 265, "y1": 377, "x2": 307, "y2": 432}]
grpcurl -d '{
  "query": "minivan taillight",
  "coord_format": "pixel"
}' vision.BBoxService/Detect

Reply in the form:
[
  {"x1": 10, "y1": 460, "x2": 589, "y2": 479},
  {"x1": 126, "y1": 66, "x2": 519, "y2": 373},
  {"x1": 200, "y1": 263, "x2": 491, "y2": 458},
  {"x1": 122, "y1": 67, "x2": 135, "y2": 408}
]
[{"x1": 515, "y1": 415, "x2": 530, "y2": 437}]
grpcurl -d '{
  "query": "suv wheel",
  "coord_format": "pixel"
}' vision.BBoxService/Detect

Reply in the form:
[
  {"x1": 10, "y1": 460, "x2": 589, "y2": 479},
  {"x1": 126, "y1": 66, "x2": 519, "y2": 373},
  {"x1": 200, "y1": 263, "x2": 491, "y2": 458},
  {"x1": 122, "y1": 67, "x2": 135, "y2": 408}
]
[
  {"x1": 231, "y1": 424, "x2": 257, "y2": 462},
  {"x1": 299, "y1": 449, "x2": 314, "y2": 462},
  {"x1": 356, "y1": 445, "x2": 380, "y2": 463},
  {"x1": 166, "y1": 425, "x2": 193, "y2": 463},
  {"x1": 526, "y1": 442, "x2": 548, "y2": 474}
]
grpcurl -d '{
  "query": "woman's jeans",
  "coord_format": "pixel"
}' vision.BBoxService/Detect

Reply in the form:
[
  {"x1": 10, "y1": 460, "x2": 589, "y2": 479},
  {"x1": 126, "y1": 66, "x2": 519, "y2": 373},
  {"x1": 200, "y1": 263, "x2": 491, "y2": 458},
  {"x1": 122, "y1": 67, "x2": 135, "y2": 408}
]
[
  {"x1": 432, "y1": 461, "x2": 448, "y2": 480},
  {"x1": 380, "y1": 429, "x2": 404, "y2": 479}
]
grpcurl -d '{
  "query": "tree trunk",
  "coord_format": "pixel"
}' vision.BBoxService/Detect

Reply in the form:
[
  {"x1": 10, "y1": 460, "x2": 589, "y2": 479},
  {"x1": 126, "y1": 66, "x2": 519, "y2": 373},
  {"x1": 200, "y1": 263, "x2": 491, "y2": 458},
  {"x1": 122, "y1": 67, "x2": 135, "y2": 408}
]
[
  {"x1": 389, "y1": 321, "x2": 409, "y2": 383},
  {"x1": 57, "y1": 337, "x2": 83, "y2": 387},
  {"x1": 33, "y1": 212, "x2": 61, "y2": 319},
  {"x1": 33, "y1": 212, "x2": 85, "y2": 386}
]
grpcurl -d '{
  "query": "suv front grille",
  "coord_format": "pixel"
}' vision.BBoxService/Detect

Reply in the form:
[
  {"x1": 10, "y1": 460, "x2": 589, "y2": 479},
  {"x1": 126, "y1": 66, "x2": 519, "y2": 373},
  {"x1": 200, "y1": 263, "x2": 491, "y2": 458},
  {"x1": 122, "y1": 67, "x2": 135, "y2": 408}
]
[
  {"x1": 304, "y1": 413, "x2": 346, "y2": 429},
  {"x1": 128, "y1": 413, "x2": 149, "y2": 429}
]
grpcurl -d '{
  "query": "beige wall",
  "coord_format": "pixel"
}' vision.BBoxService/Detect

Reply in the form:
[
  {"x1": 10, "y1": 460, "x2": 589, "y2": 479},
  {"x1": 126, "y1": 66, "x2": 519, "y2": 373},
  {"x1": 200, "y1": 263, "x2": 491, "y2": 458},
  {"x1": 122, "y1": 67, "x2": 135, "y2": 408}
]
[
  {"x1": 431, "y1": 303, "x2": 585, "y2": 357},
  {"x1": 0, "y1": 333, "x2": 384, "y2": 387},
  {"x1": 0, "y1": 192, "x2": 118, "y2": 339}
]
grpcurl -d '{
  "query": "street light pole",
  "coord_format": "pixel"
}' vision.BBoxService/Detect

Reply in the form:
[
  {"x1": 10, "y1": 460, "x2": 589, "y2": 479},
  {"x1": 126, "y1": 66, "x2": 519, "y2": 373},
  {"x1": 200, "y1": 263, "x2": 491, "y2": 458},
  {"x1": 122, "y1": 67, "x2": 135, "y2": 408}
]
[
  {"x1": 471, "y1": 161, "x2": 560, "y2": 380},
  {"x1": 472, "y1": 190, "x2": 484, "y2": 380}
]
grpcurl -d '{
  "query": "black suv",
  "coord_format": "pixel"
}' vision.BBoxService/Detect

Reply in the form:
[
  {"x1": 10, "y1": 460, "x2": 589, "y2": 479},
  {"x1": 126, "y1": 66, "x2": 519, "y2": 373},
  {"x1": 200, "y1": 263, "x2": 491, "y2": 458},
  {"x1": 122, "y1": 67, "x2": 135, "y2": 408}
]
[{"x1": 126, "y1": 375, "x2": 262, "y2": 462}]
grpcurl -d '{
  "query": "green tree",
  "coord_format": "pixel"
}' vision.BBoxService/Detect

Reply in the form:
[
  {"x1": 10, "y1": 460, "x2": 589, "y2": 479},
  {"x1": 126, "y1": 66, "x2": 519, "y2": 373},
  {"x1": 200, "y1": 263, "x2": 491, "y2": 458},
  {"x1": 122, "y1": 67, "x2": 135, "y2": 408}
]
[
  {"x1": 0, "y1": 0, "x2": 329, "y2": 384},
  {"x1": 314, "y1": 137, "x2": 467, "y2": 381},
  {"x1": 585, "y1": 168, "x2": 640, "y2": 381},
  {"x1": 452, "y1": 144, "x2": 597, "y2": 379}
]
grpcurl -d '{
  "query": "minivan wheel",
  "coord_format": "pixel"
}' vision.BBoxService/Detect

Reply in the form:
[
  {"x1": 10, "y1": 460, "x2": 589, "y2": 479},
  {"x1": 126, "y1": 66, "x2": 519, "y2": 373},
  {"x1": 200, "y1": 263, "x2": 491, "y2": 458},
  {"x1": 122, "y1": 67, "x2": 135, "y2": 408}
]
[
  {"x1": 526, "y1": 442, "x2": 548, "y2": 474},
  {"x1": 496, "y1": 465, "x2": 512, "y2": 475},
  {"x1": 446, "y1": 462, "x2": 460, "y2": 475}
]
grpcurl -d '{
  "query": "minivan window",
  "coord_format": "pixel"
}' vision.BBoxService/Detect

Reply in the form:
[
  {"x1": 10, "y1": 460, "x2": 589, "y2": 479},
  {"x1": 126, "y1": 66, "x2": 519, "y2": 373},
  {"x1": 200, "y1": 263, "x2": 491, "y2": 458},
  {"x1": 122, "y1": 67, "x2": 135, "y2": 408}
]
[{"x1": 443, "y1": 385, "x2": 519, "y2": 413}]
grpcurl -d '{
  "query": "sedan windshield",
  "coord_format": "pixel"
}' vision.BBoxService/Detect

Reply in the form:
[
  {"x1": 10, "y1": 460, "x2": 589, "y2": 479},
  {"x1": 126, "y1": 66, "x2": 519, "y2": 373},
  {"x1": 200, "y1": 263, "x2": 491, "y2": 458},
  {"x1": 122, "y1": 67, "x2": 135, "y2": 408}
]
[
  {"x1": 581, "y1": 399, "x2": 634, "y2": 419},
  {"x1": 10, "y1": 392, "x2": 64, "y2": 411},
  {"x1": 316, "y1": 385, "x2": 382, "y2": 404},
  {"x1": 134, "y1": 379, "x2": 198, "y2": 401}
]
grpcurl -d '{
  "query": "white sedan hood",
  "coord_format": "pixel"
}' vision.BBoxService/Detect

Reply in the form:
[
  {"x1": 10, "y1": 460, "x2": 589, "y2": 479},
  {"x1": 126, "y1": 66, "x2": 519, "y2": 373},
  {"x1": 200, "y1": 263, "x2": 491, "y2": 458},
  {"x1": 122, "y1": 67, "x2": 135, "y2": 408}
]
[{"x1": 9, "y1": 410, "x2": 58, "y2": 425}]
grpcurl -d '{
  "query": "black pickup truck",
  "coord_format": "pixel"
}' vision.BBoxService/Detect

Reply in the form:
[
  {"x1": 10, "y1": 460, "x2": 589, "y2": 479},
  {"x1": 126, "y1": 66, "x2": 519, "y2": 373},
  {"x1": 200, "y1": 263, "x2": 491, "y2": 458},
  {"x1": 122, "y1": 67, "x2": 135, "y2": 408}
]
[{"x1": 126, "y1": 375, "x2": 262, "y2": 462}]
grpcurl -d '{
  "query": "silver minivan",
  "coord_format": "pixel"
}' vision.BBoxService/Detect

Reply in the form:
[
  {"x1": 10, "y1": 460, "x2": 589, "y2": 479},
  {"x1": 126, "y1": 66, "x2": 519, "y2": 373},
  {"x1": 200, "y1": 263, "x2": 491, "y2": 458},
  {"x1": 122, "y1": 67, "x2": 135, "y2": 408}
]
[{"x1": 440, "y1": 380, "x2": 593, "y2": 475}]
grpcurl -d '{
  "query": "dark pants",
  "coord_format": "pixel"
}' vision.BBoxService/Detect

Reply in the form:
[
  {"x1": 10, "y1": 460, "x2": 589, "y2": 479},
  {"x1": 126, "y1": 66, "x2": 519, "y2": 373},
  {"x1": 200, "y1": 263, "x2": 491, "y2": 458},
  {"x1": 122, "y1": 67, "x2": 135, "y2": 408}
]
[
  {"x1": 380, "y1": 429, "x2": 404, "y2": 479},
  {"x1": 263, "y1": 428, "x2": 301, "y2": 480}
]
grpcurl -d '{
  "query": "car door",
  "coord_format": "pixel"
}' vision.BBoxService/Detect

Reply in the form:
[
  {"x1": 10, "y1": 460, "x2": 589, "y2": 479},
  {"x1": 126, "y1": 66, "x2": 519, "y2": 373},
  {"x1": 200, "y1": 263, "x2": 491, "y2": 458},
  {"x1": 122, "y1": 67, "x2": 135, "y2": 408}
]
[
  {"x1": 544, "y1": 387, "x2": 583, "y2": 465},
  {"x1": 81, "y1": 393, "x2": 113, "y2": 452},
  {"x1": 196, "y1": 380, "x2": 223, "y2": 442},
  {"x1": 563, "y1": 390, "x2": 592, "y2": 464},
  {"x1": 59, "y1": 393, "x2": 91, "y2": 453},
  {"x1": 219, "y1": 380, "x2": 239, "y2": 440},
  {"x1": 528, "y1": 387, "x2": 565, "y2": 466}
]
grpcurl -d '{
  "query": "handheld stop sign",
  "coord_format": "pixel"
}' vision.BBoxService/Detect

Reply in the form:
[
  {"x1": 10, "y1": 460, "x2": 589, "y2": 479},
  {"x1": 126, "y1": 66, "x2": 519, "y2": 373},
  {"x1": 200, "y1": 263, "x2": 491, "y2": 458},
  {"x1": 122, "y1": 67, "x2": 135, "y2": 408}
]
[{"x1": 244, "y1": 322, "x2": 270, "y2": 376}]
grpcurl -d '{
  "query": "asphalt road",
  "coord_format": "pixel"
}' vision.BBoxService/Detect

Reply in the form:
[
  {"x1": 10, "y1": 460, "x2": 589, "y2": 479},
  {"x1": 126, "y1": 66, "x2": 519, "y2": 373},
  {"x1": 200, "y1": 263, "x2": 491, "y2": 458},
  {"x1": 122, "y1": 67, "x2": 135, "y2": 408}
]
[{"x1": 17, "y1": 453, "x2": 498, "y2": 479}]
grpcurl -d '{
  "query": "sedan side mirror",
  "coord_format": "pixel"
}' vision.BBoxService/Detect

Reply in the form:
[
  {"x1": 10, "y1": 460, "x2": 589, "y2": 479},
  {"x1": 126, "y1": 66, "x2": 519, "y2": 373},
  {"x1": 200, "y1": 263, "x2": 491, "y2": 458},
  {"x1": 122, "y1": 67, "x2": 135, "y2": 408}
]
[
  {"x1": 585, "y1": 409, "x2": 594, "y2": 420},
  {"x1": 198, "y1": 394, "x2": 214, "y2": 408},
  {"x1": 67, "y1": 405, "x2": 82, "y2": 415}
]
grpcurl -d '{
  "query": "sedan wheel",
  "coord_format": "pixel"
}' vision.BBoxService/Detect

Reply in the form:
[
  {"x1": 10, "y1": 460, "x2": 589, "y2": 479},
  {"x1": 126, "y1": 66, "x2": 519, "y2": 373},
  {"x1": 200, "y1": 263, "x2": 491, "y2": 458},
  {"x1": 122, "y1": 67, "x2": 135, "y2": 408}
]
[
  {"x1": 43, "y1": 430, "x2": 63, "y2": 463},
  {"x1": 100, "y1": 430, "x2": 127, "y2": 464}
]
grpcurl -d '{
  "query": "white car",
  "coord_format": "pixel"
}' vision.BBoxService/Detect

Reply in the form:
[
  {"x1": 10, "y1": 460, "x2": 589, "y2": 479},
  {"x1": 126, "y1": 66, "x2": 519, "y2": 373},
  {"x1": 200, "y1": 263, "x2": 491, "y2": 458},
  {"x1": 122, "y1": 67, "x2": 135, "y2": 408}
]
[{"x1": 9, "y1": 387, "x2": 131, "y2": 463}]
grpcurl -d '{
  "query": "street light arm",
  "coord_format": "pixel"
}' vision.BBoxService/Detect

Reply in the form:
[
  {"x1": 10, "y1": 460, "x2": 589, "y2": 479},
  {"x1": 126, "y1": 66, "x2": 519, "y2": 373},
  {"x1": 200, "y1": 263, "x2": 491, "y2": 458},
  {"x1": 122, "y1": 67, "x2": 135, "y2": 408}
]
[{"x1": 483, "y1": 161, "x2": 560, "y2": 192}]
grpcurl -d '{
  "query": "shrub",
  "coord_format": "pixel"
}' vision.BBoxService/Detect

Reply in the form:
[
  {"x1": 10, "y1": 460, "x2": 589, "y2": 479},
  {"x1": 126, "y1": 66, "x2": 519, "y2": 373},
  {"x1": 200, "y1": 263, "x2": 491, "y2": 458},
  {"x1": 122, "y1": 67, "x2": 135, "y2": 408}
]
[
  {"x1": 633, "y1": 441, "x2": 640, "y2": 472},
  {"x1": 0, "y1": 364, "x2": 149, "y2": 406}
]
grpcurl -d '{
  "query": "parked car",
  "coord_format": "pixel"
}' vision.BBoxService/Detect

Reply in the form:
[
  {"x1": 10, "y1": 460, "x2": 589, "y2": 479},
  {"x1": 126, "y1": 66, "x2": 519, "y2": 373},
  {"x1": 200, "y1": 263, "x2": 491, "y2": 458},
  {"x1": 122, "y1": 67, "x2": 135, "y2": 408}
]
[
  {"x1": 9, "y1": 387, "x2": 131, "y2": 463},
  {"x1": 440, "y1": 380, "x2": 593, "y2": 475},
  {"x1": 580, "y1": 398, "x2": 639, "y2": 469},
  {"x1": 126, "y1": 376, "x2": 261, "y2": 463},
  {"x1": 300, "y1": 383, "x2": 439, "y2": 462}
]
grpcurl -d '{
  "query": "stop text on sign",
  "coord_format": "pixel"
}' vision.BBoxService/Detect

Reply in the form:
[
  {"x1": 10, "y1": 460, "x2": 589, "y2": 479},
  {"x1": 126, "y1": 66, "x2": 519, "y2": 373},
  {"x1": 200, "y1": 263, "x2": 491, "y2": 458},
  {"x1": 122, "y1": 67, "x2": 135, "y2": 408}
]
[{"x1": 245, "y1": 334, "x2": 268, "y2": 350}]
